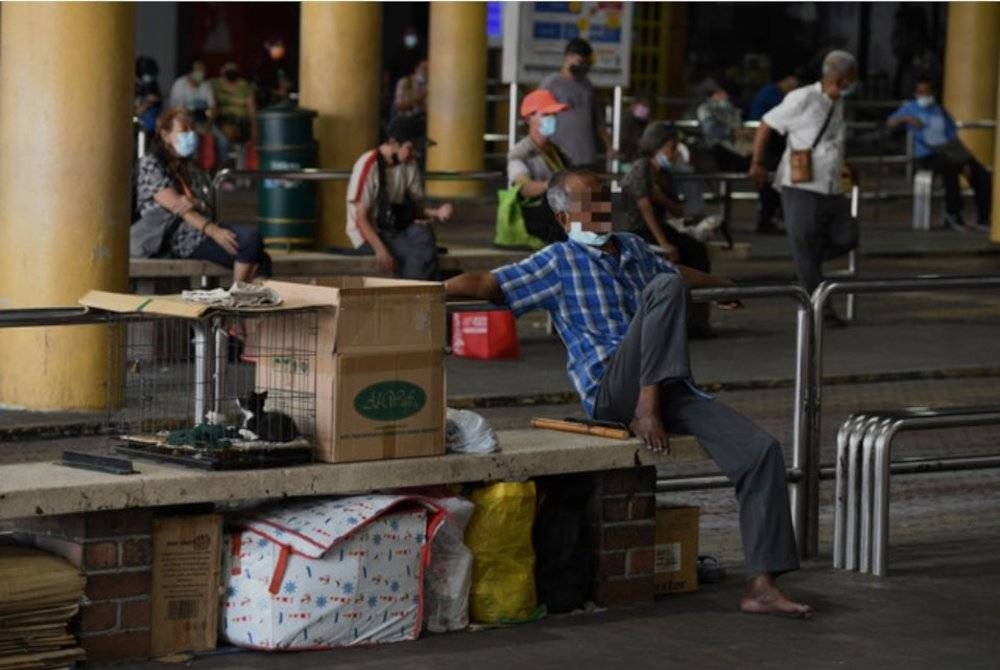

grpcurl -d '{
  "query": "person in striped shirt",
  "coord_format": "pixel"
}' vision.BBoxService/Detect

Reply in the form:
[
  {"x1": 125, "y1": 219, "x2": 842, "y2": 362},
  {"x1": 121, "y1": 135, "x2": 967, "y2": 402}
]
[{"x1": 445, "y1": 168, "x2": 813, "y2": 619}]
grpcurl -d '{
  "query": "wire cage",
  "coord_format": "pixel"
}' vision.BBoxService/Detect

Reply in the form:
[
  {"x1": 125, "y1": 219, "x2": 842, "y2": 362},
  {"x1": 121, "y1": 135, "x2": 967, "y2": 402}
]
[{"x1": 107, "y1": 308, "x2": 320, "y2": 469}]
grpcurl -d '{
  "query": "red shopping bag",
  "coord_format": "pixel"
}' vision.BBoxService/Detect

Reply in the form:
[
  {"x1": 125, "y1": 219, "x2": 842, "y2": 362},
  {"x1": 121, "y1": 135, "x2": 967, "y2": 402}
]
[{"x1": 451, "y1": 310, "x2": 521, "y2": 360}]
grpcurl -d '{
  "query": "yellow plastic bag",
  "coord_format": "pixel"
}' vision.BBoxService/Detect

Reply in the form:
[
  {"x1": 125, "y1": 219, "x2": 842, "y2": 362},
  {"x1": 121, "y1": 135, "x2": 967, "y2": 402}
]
[{"x1": 465, "y1": 481, "x2": 538, "y2": 623}]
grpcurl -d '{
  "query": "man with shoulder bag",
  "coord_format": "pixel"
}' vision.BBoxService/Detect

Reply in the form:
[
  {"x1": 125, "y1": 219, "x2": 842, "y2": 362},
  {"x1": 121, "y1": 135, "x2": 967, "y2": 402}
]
[
  {"x1": 345, "y1": 116, "x2": 453, "y2": 280},
  {"x1": 749, "y1": 50, "x2": 860, "y2": 327}
]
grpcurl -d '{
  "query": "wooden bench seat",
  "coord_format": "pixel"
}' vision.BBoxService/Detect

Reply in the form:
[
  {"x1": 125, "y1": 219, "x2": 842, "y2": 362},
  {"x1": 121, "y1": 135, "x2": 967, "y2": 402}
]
[{"x1": 129, "y1": 241, "x2": 750, "y2": 286}]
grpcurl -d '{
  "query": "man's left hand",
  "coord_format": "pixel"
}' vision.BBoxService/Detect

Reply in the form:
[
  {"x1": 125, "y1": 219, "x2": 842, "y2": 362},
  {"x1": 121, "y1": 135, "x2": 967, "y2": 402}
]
[
  {"x1": 715, "y1": 299, "x2": 743, "y2": 310},
  {"x1": 433, "y1": 203, "x2": 454, "y2": 222}
]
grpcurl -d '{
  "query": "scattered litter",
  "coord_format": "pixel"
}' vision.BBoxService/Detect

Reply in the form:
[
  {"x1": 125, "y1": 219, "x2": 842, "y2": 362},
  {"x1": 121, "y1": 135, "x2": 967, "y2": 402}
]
[{"x1": 446, "y1": 408, "x2": 499, "y2": 454}]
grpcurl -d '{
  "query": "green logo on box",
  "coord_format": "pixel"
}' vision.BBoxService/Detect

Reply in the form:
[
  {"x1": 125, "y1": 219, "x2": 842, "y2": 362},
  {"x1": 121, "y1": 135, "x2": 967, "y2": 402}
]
[{"x1": 354, "y1": 381, "x2": 426, "y2": 421}]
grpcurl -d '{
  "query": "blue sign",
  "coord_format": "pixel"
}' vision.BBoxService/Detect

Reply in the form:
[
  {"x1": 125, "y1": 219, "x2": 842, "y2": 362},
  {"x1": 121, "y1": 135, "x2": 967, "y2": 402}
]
[
  {"x1": 532, "y1": 21, "x2": 563, "y2": 40},
  {"x1": 487, "y1": 2, "x2": 503, "y2": 40},
  {"x1": 535, "y1": 2, "x2": 572, "y2": 13}
]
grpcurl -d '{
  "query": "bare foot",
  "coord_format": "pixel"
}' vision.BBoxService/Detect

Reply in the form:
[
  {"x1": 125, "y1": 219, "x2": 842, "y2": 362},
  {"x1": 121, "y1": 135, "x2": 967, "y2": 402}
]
[
  {"x1": 739, "y1": 575, "x2": 813, "y2": 619},
  {"x1": 629, "y1": 410, "x2": 670, "y2": 454}
]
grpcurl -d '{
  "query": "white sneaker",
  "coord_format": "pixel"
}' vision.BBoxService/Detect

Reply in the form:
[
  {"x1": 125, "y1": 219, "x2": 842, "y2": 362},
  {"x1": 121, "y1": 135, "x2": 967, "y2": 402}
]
[{"x1": 687, "y1": 215, "x2": 724, "y2": 242}]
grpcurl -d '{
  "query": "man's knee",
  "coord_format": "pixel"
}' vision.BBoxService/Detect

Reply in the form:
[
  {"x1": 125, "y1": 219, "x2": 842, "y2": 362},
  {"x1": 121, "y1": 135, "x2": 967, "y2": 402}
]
[
  {"x1": 751, "y1": 434, "x2": 785, "y2": 471},
  {"x1": 645, "y1": 272, "x2": 685, "y2": 299}
]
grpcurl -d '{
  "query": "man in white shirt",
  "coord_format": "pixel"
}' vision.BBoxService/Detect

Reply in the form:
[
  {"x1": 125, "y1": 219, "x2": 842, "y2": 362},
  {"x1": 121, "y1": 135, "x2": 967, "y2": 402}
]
[
  {"x1": 345, "y1": 115, "x2": 453, "y2": 279},
  {"x1": 169, "y1": 60, "x2": 216, "y2": 127},
  {"x1": 749, "y1": 51, "x2": 859, "y2": 326}
]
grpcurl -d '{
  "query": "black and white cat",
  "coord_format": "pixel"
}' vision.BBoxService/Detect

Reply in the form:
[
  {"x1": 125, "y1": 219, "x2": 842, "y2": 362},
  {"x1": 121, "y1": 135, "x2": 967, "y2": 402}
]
[{"x1": 236, "y1": 391, "x2": 300, "y2": 443}]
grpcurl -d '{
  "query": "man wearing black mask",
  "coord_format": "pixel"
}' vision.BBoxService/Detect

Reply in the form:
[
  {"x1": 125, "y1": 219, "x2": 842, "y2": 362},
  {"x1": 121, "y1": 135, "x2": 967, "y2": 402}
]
[
  {"x1": 345, "y1": 116, "x2": 454, "y2": 279},
  {"x1": 540, "y1": 38, "x2": 614, "y2": 169}
]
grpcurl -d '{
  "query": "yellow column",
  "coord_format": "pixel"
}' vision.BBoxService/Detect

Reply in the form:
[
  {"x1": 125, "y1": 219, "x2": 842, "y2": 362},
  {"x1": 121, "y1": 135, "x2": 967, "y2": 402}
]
[
  {"x1": 943, "y1": 3, "x2": 1000, "y2": 165},
  {"x1": 0, "y1": 2, "x2": 133, "y2": 411},
  {"x1": 993, "y1": 52, "x2": 1000, "y2": 244},
  {"x1": 299, "y1": 2, "x2": 382, "y2": 249},
  {"x1": 426, "y1": 1, "x2": 487, "y2": 198}
]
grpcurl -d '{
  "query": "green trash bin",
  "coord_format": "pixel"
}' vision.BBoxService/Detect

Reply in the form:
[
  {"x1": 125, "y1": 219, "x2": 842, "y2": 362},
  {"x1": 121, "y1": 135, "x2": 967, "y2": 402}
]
[{"x1": 256, "y1": 106, "x2": 318, "y2": 249}]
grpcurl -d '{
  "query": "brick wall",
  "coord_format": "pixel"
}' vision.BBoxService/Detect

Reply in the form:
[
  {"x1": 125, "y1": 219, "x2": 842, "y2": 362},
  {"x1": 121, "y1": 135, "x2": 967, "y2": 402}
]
[
  {"x1": 590, "y1": 467, "x2": 658, "y2": 605},
  {"x1": 4, "y1": 510, "x2": 154, "y2": 661},
  {"x1": 534, "y1": 466, "x2": 658, "y2": 609}
]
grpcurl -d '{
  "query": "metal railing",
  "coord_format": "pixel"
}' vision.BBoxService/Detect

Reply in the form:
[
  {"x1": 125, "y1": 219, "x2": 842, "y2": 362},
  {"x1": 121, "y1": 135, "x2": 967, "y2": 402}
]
[
  {"x1": 687, "y1": 284, "x2": 814, "y2": 556},
  {"x1": 6, "y1": 274, "x2": 1000, "y2": 562},
  {"x1": 211, "y1": 167, "x2": 503, "y2": 222},
  {"x1": 834, "y1": 408, "x2": 1000, "y2": 577},
  {"x1": 809, "y1": 274, "x2": 1000, "y2": 556}
]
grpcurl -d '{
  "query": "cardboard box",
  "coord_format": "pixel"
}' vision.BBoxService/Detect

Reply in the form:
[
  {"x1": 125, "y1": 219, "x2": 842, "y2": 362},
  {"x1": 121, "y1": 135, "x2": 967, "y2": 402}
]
[
  {"x1": 260, "y1": 279, "x2": 446, "y2": 463},
  {"x1": 654, "y1": 505, "x2": 699, "y2": 595},
  {"x1": 150, "y1": 514, "x2": 222, "y2": 657}
]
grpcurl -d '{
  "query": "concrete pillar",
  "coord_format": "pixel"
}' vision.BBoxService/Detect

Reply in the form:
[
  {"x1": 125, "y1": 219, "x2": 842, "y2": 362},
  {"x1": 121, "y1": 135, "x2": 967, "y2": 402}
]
[
  {"x1": 299, "y1": 2, "x2": 382, "y2": 249},
  {"x1": 943, "y1": 3, "x2": 1000, "y2": 166},
  {"x1": 993, "y1": 54, "x2": 1000, "y2": 244},
  {"x1": 0, "y1": 2, "x2": 134, "y2": 411},
  {"x1": 426, "y1": 1, "x2": 487, "y2": 198}
]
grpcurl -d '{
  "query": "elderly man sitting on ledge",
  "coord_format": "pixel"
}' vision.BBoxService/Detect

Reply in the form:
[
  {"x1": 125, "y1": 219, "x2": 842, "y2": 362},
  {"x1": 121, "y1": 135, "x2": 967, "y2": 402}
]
[{"x1": 444, "y1": 168, "x2": 813, "y2": 618}]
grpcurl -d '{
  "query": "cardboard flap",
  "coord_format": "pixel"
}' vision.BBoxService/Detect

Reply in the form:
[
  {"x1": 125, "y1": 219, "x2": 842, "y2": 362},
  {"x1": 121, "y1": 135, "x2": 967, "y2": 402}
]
[{"x1": 80, "y1": 288, "x2": 336, "y2": 319}]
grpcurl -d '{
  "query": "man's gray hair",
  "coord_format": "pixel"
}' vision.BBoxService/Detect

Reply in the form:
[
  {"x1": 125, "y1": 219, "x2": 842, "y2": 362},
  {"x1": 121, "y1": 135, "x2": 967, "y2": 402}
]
[{"x1": 822, "y1": 50, "x2": 857, "y2": 77}]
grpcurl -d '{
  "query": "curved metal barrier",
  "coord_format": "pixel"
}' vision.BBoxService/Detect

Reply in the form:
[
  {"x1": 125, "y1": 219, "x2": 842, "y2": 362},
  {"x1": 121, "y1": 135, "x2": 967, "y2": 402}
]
[
  {"x1": 211, "y1": 167, "x2": 503, "y2": 222},
  {"x1": 809, "y1": 274, "x2": 1000, "y2": 557},
  {"x1": 834, "y1": 408, "x2": 1000, "y2": 577}
]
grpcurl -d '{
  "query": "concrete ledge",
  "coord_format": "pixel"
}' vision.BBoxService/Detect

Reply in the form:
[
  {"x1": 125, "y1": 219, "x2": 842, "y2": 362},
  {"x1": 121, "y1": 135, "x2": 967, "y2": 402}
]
[
  {"x1": 0, "y1": 430, "x2": 706, "y2": 520},
  {"x1": 129, "y1": 246, "x2": 531, "y2": 280},
  {"x1": 129, "y1": 242, "x2": 747, "y2": 280}
]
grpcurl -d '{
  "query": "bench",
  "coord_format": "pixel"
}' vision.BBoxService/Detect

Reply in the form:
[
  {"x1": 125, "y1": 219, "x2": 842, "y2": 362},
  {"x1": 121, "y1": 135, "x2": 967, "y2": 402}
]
[
  {"x1": 0, "y1": 429, "x2": 707, "y2": 661},
  {"x1": 129, "y1": 242, "x2": 751, "y2": 292},
  {"x1": 833, "y1": 406, "x2": 1000, "y2": 577}
]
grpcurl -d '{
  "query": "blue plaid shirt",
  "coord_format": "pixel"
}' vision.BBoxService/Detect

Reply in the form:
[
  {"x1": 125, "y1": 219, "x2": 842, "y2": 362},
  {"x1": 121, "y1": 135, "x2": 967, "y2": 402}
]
[{"x1": 493, "y1": 233, "x2": 684, "y2": 417}]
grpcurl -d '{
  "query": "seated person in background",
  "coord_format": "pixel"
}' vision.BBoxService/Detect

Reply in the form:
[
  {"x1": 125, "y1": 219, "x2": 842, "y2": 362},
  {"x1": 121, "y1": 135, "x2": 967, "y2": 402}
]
[
  {"x1": 345, "y1": 115, "x2": 453, "y2": 280},
  {"x1": 619, "y1": 91, "x2": 654, "y2": 163},
  {"x1": 697, "y1": 82, "x2": 750, "y2": 172},
  {"x1": 211, "y1": 62, "x2": 257, "y2": 171},
  {"x1": 621, "y1": 122, "x2": 717, "y2": 337},
  {"x1": 507, "y1": 89, "x2": 572, "y2": 244},
  {"x1": 393, "y1": 58, "x2": 429, "y2": 123},
  {"x1": 444, "y1": 168, "x2": 812, "y2": 620},
  {"x1": 887, "y1": 77, "x2": 992, "y2": 232},
  {"x1": 132, "y1": 108, "x2": 271, "y2": 282},
  {"x1": 169, "y1": 59, "x2": 216, "y2": 133}
]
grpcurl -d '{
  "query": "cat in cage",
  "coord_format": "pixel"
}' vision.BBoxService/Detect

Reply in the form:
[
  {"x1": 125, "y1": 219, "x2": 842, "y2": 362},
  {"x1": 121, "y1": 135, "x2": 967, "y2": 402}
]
[{"x1": 235, "y1": 391, "x2": 300, "y2": 443}]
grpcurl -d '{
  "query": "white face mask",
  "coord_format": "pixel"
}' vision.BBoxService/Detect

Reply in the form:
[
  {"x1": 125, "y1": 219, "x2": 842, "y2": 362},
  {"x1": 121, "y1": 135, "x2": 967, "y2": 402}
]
[
  {"x1": 916, "y1": 95, "x2": 935, "y2": 108},
  {"x1": 567, "y1": 221, "x2": 611, "y2": 247}
]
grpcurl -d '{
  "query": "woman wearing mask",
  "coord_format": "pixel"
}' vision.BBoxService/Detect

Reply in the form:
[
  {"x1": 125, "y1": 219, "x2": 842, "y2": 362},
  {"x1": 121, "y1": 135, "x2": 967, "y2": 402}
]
[
  {"x1": 620, "y1": 122, "x2": 715, "y2": 337},
  {"x1": 132, "y1": 108, "x2": 271, "y2": 282},
  {"x1": 506, "y1": 89, "x2": 573, "y2": 244}
]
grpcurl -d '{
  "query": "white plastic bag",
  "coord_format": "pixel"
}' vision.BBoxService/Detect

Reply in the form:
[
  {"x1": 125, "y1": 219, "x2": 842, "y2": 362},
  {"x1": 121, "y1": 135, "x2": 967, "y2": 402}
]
[
  {"x1": 423, "y1": 496, "x2": 476, "y2": 632},
  {"x1": 446, "y1": 408, "x2": 499, "y2": 454}
]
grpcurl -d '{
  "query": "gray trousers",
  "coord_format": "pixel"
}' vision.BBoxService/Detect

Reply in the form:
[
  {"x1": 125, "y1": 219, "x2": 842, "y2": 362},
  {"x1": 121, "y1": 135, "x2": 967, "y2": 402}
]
[
  {"x1": 594, "y1": 274, "x2": 800, "y2": 576},
  {"x1": 361, "y1": 223, "x2": 440, "y2": 280},
  {"x1": 780, "y1": 187, "x2": 858, "y2": 297}
]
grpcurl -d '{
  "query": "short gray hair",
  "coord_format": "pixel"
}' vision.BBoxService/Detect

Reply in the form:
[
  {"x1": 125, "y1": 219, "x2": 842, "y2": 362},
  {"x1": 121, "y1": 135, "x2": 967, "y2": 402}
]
[{"x1": 822, "y1": 50, "x2": 857, "y2": 77}]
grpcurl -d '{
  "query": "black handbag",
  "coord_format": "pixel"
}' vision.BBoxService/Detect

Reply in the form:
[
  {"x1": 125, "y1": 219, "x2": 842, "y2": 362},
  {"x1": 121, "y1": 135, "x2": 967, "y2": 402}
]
[{"x1": 376, "y1": 152, "x2": 418, "y2": 233}]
